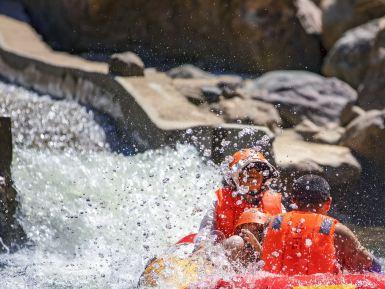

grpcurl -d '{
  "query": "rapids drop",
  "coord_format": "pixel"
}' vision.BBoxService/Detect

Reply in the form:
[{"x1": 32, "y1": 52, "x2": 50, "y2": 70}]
[{"x1": 1, "y1": 145, "x2": 221, "y2": 288}]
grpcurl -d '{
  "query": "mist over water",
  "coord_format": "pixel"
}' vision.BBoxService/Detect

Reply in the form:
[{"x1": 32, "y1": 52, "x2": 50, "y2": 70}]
[{"x1": 1, "y1": 145, "x2": 221, "y2": 288}]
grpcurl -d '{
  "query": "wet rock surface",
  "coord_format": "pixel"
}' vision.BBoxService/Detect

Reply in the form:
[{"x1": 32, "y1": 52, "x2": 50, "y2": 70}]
[
  {"x1": 0, "y1": 81, "x2": 108, "y2": 152},
  {"x1": 241, "y1": 71, "x2": 357, "y2": 127},
  {"x1": 323, "y1": 17, "x2": 384, "y2": 88},
  {"x1": 0, "y1": 117, "x2": 26, "y2": 251}
]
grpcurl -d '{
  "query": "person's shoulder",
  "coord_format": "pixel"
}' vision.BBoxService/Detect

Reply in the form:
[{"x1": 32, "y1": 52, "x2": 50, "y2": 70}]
[{"x1": 334, "y1": 223, "x2": 357, "y2": 242}]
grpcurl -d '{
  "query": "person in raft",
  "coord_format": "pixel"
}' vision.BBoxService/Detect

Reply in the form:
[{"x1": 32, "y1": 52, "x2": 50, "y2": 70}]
[
  {"x1": 195, "y1": 148, "x2": 284, "y2": 249},
  {"x1": 245, "y1": 174, "x2": 381, "y2": 275},
  {"x1": 223, "y1": 208, "x2": 268, "y2": 267}
]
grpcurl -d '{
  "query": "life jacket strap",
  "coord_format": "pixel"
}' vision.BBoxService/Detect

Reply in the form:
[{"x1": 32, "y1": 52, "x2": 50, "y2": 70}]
[
  {"x1": 319, "y1": 218, "x2": 333, "y2": 235},
  {"x1": 271, "y1": 215, "x2": 283, "y2": 230}
]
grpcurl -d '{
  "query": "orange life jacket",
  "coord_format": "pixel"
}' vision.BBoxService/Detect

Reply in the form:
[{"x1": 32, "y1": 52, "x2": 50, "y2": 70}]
[
  {"x1": 262, "y1": 211, "x2": 340, "y2": 275},
  {"x1": 214, "y1": 187, "x2": 282, "y2": 238}
]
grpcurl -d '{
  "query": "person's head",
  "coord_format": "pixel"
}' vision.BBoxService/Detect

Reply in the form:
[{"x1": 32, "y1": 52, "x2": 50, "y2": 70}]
[
  {"x1": 226, "y1": 148, "x2": 279, "y2": 203},
  {"x1": 291, "y1": 174, "x2": 332, "y2": 214},
  {"x1": 234, "y1": 208, "x2": 269, "y2": 236}
]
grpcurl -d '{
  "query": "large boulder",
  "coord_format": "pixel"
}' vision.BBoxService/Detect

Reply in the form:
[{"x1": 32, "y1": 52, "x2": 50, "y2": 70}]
[
  {"x1": 273, "y1": 130, "x2": 361, "y2": 199},
  {"x1": 241, "y1": 71, "x2": 357, "y2": 127},
  {"x1": 358, "y1": 23, "x2": 385, "y2": 110},
  {"x1": 340, "y1": 109, "x2": 385, "y2": 168},
  {"x1": 322, "y1": 18, "x2": 384, "y2": 88},
  {"x1": 22, "y1": 0, "x2": 322, "y2": 73},
  {"x1": 321, "y1": 0, "x2": 385, "y2": 49}
]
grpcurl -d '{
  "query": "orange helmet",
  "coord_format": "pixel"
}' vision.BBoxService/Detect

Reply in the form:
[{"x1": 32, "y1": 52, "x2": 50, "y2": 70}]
[
  {"x1": 235, "y1": 208, "x2": 269, "y2": 229},
  {"x1": 226, "y1": 148, "x2": 278, "y2": 189}
]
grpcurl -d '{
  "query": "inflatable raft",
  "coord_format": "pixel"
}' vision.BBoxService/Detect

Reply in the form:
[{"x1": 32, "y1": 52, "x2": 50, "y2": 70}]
[
  {"x1": 140, "y1": 234, "x2": 385, "y2": 289},
  {"x1": 192, "y1": 273, "x2": 385, "y2": 289}
]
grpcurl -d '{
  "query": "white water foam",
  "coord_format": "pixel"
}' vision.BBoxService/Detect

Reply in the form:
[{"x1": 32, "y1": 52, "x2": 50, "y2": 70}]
[{"x1": 0, "y1": 145, "x2": 221, "y2": 288}]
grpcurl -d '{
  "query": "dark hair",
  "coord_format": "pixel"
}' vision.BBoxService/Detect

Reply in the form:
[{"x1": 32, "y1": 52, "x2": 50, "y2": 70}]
[{"x1": 292, "y1": 174, "x2": 330, "y2": 205}]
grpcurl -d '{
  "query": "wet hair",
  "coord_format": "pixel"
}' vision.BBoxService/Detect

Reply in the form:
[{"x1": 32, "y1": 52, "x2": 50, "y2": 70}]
[{"x1": 292, "y1": 174, "x2": 330, "y2": 206}]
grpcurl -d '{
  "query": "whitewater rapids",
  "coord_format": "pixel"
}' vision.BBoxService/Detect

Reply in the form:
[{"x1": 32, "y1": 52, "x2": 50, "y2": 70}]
[{"x1": 0, "y1": 145, "x2": 221, "y2": 288}]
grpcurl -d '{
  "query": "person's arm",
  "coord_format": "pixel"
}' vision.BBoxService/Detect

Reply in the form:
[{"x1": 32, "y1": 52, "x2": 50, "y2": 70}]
[
  {"x1": 334, "y1": 223, "x2": 379, "y2": 273},
  {"x1": 194, "y1": 201, "x2": 217, "y2": 249},
  {"x1": 240, "y1": 229, "x2": 262, "y2": 256}
]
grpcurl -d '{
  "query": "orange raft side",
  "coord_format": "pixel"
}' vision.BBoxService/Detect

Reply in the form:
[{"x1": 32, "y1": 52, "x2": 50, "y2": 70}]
[{"x1": 191, "y1": 273, "x2": 385, "y2": 289}]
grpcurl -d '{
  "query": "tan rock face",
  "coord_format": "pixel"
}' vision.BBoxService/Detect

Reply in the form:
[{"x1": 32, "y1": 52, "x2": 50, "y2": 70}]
[
  {"x1": 0, "y1": 117, "x2": 12, "y2": 175},
  {"x1": 322, "y1": 0, "x2": 385, "y2": 49},
  {"x1": 22, "y1": 0, "x2": 322, "y2": 73}
]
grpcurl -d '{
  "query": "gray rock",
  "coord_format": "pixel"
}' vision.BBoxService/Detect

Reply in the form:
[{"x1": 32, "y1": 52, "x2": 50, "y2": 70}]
[
  {"x1": 167, "y1": 65, "x2": 213, "y2": 79},
  {"x1": 241, "y1": 71, "x2": 357, "y2": 127},
  {"x1": 212, "y1": 97, "x2": 282, "y2": 130},
  {"x1": 172, "y1": 77, "x2": 242, "y2": 105},
  {"x1": 321, "y1": 0, "x2": 385, "y2": 49},
  {"x1": 201, "y1": 86, "x2": 222, "y2": 103},
  {"x1": 358, "y1": 24, "x2": 385, "y2": 110},
  {"x1": 109, "y1": 52, "x2": 144, "y2": 77},
  {"x1": 340, "y1": 109, "x2": 385, "y2": 168},
  {"x1": 323, "y1": 18, "x2": 383, "y2": 88}
]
